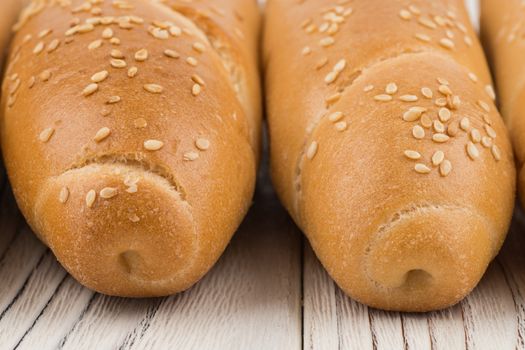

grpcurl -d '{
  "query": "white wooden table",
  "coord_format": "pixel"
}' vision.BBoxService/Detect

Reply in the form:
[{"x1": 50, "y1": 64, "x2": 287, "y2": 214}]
[{"x1": 2, "y1": 1, "x2": 521, "y2": 349}]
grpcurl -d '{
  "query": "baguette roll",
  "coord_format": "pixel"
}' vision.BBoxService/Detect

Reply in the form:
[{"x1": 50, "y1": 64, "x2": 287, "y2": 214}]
[
  {"x1": 481, "y1": 0, "x2": 525, "y2": 204},
  {"x1": 1, "y1": 0, "x2": 261, "y2": 297},
  {"x1": 264, "y1": 0, "x2": 515, "y2": 311},
  {"x1": 0, "y1": 0, "x2": 26, "y2": 72}
]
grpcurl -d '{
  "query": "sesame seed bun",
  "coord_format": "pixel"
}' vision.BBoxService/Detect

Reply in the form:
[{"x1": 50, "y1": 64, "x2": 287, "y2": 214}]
[
  {"x1": 0, "y1": 0, "x2": 261, "y2": 297},
  {"x1": 264, "y1": 0, "x2": 515, "y2": 311}
]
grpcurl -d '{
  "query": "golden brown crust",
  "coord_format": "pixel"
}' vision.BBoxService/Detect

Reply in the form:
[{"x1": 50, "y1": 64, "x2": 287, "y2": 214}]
[
  {"x1": 264, "y1": 0, "x2": 515, "y2": 311},
  {"x1": 481, "y1": 0, "x2": 525, "y2": 203},
  {"x1": 1, "y1": 0, "x2": 261, "y2": 297},
  {"x1": 0, "y1": 0, "x2": 25, "y2": 72}
]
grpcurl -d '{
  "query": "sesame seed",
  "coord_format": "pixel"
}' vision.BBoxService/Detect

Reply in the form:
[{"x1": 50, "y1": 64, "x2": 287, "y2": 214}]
[
  {"x1": 88, "y1": 39, "x2": 102, "y2": 50},
  {"x1": 59, "y1": 187, "x2": 69, "y2": 204},
  {"x1": 169, "y1": 25, "x2": 182, "y2": 36},
  {"x1": 33, "y1": 41, "x2": 44, "y2": 54},
  {"x1": 438, "y1": 84, "x2": 452, "y2": 95},
  {"x1": 464, "y1": 36, "x2": 473, "y2": 46},
  {"x1": 432, "y1": 133, "x2": 450, "y2": 143},
  {"x1": 39, "y1": 127, "x2": 55, "y2": 143},
  {"x1": 415, "y1": 163, "x2": 431, "y2": 174},
  {"x1": 82, "y1": 83, "x2": 98, "y2": 96},
  {"x1": 129, "y1": 214, "x2": 140, "y2": 223},
  {"x1": 415, "y1": 33, "x2": 431, "y2": 42},
  {"x1": 134, "y1": 49, "x2": 148, "y2": 61},
  {"x1": 399, "y1": 95, "x2": 418, "y2": 102},
  {"x1": 325, "y1": 93, "x2": 341, "y2": 105},
  {"x1": 110, "y1": 37, "x2": 120, "y2": 45},
  {"x1": 412, "y1": 125, "x2": 425, "y2": 139},
  {"x1": 107, "y1": 96, "x2": 121, "y2": 104},
  {"x1": 437, "y1": 77, "x2": 450, "y2": 85},
  {"x1": 433, "y1": 120, "x2": 445, "y2": 133},
  {"x1": 403, "y1": 106, "x2": 426, "y2": 122},
  {"x1": 492, "y1": 145, "x2": 501, "y2": 161},
  {"x1": 102, "y1": 27, "x2": 113, "y2": 39},
  {"x1": 435, "y1": 98, "x2": 447, "y2": 107},
  {"x1": 100, "y1": 187, "x2": 118, "y2": 199},
  {"x1": 110, "y1": 59, "x2": 127, "y2": 68},
  {"x1": 421, "y1": 87, "x2": 433, "y2": 99},
  {"x1": 485, "y1": 125, "x2": 497, "y2": 138},
  {"x1": 438, "y1": 107, "x2": 451, "y2": 122},
  {"x1": 192, "y1": 83, "x2": 202, "y2": 96},
  {"x1": 128, "y1": 67, "x2": 138, "y2": 78},
  {"x1": 86, "y1": 190, "x2": 96, "y2": 208},
  {"x1": 432, "y1": 151, "x2": 445, "y2": 166},
  {"x1": 439, "y1": 160, "x2": 452, "y2": 176},
  {"x1": 333, "y1": 59, "x2": 346, "y2": 72},
  {"x1": 316, "y1": 57, "x2": 329, "y2": 70},
  {"x1": 467, "y1": 141, "x2": 479, "y2": 160},
  {"x1": 28, "y1": 76, "x2": 36, "y2": 88},
  {"x1": 399, "y1": 9, "x2": 412, "y2": 20},
  {"x1": 320, "y1": 37, "x2": 335, "y2": 47},
  {"x1": 460, "y1": 117, "x2": 470, "y2": 131},
  {"x1": 481, "y1": 136, "x2": 493, "y2": 148},
  {"x1": 302, "y1": 46, "x2": 311, "y2": 55},
  {"x1": 485, "y1": 85, "x2": 496, "y2": 100},
  {"x1": 328, "y1": 111, "x2": 343, "y2": 122},
  {"x1": 447, "y1": 122, "x2": 459, "y2": 137},
  {"x1": 468, "y1": 72, "x2": 478, "y2": 82},
  {"x1": 193, "y1": 42, "x2": 206, "y2": 53},
  {"x1": 164, "y1": 49, "x2": 180, "y2": 59},
  {"x1": 184, "y1": 151, "x2": 200, "y2": 161},
  {"x1": 47, "y1": 39, "x2": 60, "y2": 53},
  {"x1": 363, "y1": 85, "x2": 374, "y2": 92},
  {"x1": 144, "y1": 139, "x2": 164, "y2": 151},
  {"x1": 111, "y1": 49, "x2": 124, "y2": 59},
  {"x1": 418, "y1": 17, "x2": 437, "y2": 29},
  {"x1": 334, "y1": 121, "x2": 347, "y2": 131},
  {"x1": 374, "y1": 94, "x2": 392, "y2": 102},
  {"x1": 478, "y1": 100, "x2": 490, "y2": 112},
  {"x1": 470, "y1": 128, "x2": 481, "y2": 143},
  {"x1": 385, "y1": 82, "x2": 398, "y2": 95},
  {"x1": 451, "y1": 95, "x2": 461, "y2": 109},
  {"x1": 306, "y1": 141, "x2": 318, "y2": 160},
  {"x1": 40, "y1": 70, "x2": 52, "y2": 81},
  {"x1": 324, "y1": 71, "x2": 338, "y2": 84},
  {"x1": 91, "y1": 70, "x2": 109, "y2": 83},
  {"x1": 196, "y1": 138, "x2": 210, "y2": 150},
  {"x1": 191, "y1": 74, "x2": 205, "y2": 86},
  {"x1": 144, "y1": 84, "x2": 163, "y2": 94},
  {"x1": 94, "y1": 127, "x2": 111, "y2": 142},
  {"x1": 421, "y1": 114, "x2": 433, "y2": 128},
  {"x1": 439, "y1": 38, "x2": 455, "y2": 49},
  {"x1": 133, "y1": 118, "x2": 147, "y2": 128},
  {"x1": 404, "y1": 150, "x2": 421, "y2": 160},
  {"x1": 186, "y1": 56, "x2": 198, "y2": 66}
]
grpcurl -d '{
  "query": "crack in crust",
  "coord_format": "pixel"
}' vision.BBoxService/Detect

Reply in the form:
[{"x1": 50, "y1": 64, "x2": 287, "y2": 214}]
[
  {"x1": 363, "y1": 203, "x2": 496, "y2": 290},
  {"x1": 64, "y1": 152, "x2": 188, "y2": 201}
]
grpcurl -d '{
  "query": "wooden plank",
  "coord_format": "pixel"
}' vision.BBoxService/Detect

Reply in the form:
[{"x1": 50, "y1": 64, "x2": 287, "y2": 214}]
[
  {"x1": 120, "y1": 182, "x2": 302, "y2": 350},
  {"x1": 15, "y1": 276, "x2": 94, "y2": 350},
  {"x1": 0, "y1": 224, "x2": 47, "y2": 316},
  {"x1": 427, "y1": 305, "x2": 466, "y2": 350},
  {"x1": 0, "y1": 251, "x2": 66, "y2": 349}
]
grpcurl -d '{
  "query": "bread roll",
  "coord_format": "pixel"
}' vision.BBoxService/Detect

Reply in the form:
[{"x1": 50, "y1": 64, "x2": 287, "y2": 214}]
[
  {"x1": 0, "y1": 0, "x2": 261, "y2": 297},
  {"x1": 264, "y1": 0, "x2": 515, "y2": 311},
  {"x1": 481, "y1": 0, "x2": 525, "y2": 204},
  {"x1": 0, "y1": 0, "x2": 26, "y2": 70}
]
